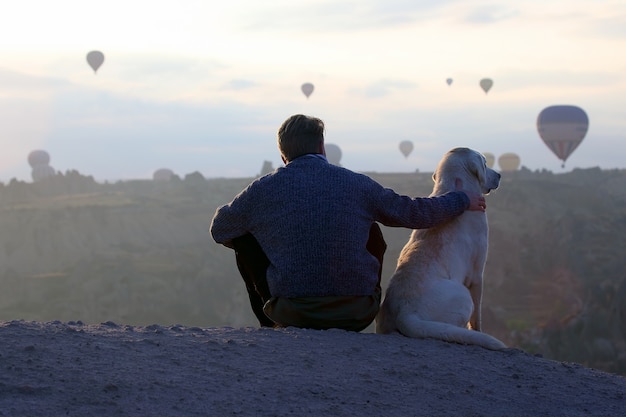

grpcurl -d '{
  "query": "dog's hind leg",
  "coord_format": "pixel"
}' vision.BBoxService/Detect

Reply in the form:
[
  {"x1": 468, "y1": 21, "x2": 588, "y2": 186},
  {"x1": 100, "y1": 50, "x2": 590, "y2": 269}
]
[
  {"x1": 418, "y1": 279, "x2": 474, "y2": 328},
  {"x1": 468, "y1": 280, "x2": 483, "y2": 331}
]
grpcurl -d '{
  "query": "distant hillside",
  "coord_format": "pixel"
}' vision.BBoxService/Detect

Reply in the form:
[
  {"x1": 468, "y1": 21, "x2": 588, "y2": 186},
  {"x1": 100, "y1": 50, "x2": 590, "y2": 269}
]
[{"x1": 0, "y1": 167, "x2": 625, "y2": 375}]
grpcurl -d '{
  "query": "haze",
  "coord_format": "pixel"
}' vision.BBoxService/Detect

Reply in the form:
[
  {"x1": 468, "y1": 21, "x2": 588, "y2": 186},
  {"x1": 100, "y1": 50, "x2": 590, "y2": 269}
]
[{"x1": 1, "y1": 0, "x2": 625, "y2": 182}]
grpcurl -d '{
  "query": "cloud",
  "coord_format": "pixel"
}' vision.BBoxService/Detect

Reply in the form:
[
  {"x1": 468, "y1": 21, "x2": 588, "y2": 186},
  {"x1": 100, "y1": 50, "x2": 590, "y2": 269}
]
[
  {"x1": 488, "y1": 68, "x2": 624, "y2": 91},
  {"x1": 0, "y1": 69, "x2": 72, "y2": 97},
  {"x1": 350, "y1": 79, "x2": 417, "y2": 98},
  {"x1": 0, "y1": 70, "x2": 280, "y2": 181},
  {"x1": 114, "y1": 53, "x2": 227, "y2": 79},
  {"x1": 586, "y1": 14, "x2": 626, "y2": 40},
  {"x1": 461, "y1": 5, "x2": 520, "y2": 24},
  {"x1": 239, "y1": 0, "x2": 461, "y2": 32},
  {"x1": 221, "y1": 79, "x2": 259, "y2": 91}
]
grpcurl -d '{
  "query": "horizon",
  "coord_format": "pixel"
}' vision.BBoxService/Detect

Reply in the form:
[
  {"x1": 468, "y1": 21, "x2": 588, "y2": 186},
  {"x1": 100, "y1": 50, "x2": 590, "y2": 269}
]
[{"x1": 0, "y1": 161, "x2": 618, "y2": 187}]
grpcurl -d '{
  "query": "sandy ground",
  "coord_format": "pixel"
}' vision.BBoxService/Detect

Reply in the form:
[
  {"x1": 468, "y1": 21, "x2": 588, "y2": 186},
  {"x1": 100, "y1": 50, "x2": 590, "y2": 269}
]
[{"x1": 1, "y1": 320, "x2": 625, "y2": 417}]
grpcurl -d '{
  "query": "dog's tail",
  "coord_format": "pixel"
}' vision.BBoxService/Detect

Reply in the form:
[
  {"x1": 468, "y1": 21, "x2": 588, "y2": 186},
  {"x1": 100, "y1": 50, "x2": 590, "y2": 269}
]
[{"x1": 396, "y1": 313, "x2": 506, "y2": 351}]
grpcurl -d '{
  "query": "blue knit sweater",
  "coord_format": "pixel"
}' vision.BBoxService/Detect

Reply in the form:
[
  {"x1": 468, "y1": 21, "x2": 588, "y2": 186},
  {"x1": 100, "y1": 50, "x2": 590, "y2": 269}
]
[{"x1": 210, "y1": 155, "x2": 469, "y2": 298}]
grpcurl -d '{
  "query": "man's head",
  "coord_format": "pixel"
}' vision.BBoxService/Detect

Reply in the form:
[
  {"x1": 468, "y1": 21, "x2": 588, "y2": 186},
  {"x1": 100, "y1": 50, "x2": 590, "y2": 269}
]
[{"x1": 277, "y1": 114, "x2": 325, "y2": 163}]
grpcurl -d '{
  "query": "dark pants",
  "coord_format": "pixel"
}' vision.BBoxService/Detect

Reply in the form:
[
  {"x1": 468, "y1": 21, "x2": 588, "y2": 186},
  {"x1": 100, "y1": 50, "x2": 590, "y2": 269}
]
[{"x1": 232, "y1": 223, "x2": 387, "y2": 327}]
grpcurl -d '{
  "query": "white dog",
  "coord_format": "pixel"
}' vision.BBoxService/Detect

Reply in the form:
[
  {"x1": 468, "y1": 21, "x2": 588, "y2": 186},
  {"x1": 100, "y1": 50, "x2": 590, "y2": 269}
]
[{"x1": 376, "y1": 147, "x2": 506, "y2": 350}]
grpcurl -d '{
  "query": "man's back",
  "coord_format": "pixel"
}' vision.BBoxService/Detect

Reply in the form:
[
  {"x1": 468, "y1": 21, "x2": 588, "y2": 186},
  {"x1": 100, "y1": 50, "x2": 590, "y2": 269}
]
[{"x1": 212, "y1": 155, "x2": 381, "y2": 298}]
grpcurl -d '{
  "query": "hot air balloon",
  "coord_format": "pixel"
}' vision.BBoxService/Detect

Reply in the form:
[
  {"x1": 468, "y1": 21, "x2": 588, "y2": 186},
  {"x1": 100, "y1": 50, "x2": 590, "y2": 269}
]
[
  {"x1": 537, "y1": 105, "x2": 589, "y2": 168},
  {"x1": 482, "y1": 152, "x2": 495, "y2": 168},
  {"x1": 27, "y1": 150, "x2": 50, "y2": 167},
  {"x1": 153, "y1": 168, "x2": 175, "y2": 181},
  {"x1": 86, "y1": 50, "x2": 105, "y2": 73},
  {"x1": 32, "y1": 165, "x2": 56, "y2": 182},
  {"x1": 498, "y1": 153, "x2": 520, "y2": 172},
  {"x1": 301, "y1": 82, "x2": 314, "y2": 99},
  {"x1": 27, "y1": 150, "x2": 55, "y2": 182},
  {"x1": 479, "y1": 78, "x2": 493, "y2": 94},
  {"x1": 446, "y1": 78, "x2": 453, "y2": 86},
  {"x1": 325, "y1": 143, "x2": 342, "y2": 166},
  {"x1": 399, "y1": 141, "x2": 413, "y2": 158}
]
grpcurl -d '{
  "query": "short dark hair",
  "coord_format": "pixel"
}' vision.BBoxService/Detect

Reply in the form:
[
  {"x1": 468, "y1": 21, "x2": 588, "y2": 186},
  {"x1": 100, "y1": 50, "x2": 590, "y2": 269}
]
[{"x1": 277, "y1": 114, "x2": 325, "y2": 162}]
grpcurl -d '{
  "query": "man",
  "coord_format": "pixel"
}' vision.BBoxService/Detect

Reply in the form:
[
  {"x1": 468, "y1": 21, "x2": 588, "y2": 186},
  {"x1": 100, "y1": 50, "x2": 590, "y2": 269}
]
[{"x1": 210, "y1": 114, "x2": 486, "y2": 331}]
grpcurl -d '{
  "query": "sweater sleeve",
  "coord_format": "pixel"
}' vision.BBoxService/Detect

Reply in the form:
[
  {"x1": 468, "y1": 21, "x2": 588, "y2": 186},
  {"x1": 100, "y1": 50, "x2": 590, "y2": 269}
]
[
  {"x1": 374, "y1": 188, "x2": 470, "y2": 229},
  {"x1": 210, "y1": 189, "x2": 253, "y2": 249}
]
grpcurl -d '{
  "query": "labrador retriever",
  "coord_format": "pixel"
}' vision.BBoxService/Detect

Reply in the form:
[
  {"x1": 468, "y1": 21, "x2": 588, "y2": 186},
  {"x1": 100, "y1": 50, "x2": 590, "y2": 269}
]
[{"x1": 376, "y1": 147, "x2": 506, "y2": 350}]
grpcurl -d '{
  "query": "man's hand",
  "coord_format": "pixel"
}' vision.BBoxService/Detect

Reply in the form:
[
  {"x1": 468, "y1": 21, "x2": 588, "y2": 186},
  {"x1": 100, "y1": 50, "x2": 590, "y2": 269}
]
[{"x1": 455, "y1": 178, "x2": 486, "y2": 212}]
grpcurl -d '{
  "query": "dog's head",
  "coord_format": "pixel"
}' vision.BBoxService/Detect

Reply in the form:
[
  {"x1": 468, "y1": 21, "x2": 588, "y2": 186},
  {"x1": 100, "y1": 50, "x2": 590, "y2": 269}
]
[{"x1": 432, "y1": 147, "x2": 500, "y2": 195}]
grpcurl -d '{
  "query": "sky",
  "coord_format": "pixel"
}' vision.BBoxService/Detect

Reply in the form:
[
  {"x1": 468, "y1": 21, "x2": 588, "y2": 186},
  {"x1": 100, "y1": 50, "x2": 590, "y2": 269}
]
[{"x1": 1, "y1": 0, "x2": 625, "y2": 182}]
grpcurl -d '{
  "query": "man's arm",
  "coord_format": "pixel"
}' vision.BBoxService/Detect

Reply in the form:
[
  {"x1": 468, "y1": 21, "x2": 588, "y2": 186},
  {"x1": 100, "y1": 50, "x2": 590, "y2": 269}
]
[{"x1": 210, "y1": 203, "x2": 249, "y2": 249}]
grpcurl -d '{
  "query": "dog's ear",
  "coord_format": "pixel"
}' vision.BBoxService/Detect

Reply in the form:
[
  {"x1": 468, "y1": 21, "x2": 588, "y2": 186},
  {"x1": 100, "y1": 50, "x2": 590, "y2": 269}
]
[{"x1": 472, "y1": 153, "x2": 487, "y2": 186}]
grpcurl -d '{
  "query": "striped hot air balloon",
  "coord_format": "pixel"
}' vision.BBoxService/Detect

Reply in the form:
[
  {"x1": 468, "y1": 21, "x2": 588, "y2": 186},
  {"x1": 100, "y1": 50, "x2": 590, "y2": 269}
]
[{"x1": 537, "y1": 105, "x2": 589, "y2": 168}]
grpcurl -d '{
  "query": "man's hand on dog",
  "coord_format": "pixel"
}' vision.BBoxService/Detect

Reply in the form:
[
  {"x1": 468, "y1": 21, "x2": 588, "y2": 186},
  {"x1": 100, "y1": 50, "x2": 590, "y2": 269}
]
[{"x1": 455, "y1": 178, "x2": 486, "y2": 212}]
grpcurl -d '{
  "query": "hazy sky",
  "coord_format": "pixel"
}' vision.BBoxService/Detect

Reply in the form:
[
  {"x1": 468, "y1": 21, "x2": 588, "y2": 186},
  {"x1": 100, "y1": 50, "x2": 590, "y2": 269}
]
[{"x1": 1, "y1": 0, "x2": 625, "y2": 182}]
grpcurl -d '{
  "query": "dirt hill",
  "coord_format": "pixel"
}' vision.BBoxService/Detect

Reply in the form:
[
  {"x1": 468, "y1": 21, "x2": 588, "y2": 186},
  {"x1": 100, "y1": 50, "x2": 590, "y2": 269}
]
[{"x1": 1, "y1": 320, "x2": 625, "y2": 417}]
